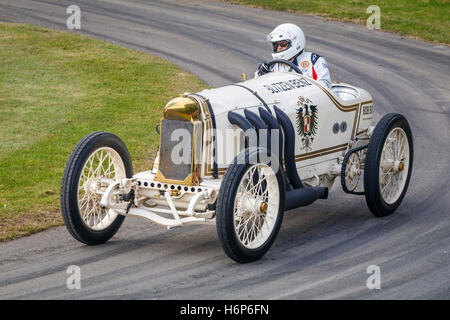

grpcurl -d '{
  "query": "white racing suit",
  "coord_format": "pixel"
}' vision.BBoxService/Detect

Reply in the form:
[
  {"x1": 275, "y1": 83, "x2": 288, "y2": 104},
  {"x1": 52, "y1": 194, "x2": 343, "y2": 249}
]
[{"x1": 256, "y1": 51, "x2": 332, "y2": 89}]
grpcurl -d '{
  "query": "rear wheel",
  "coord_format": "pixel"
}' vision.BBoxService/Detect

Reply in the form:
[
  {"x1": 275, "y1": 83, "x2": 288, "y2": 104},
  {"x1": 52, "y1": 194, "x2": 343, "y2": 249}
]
[
  {"x1": 364, "y1": 114, "x2": 413, "y2": 217},
  {"x1": 216, "y1": 148, "x2": 285, "y2": 263},
  {"x1": 60, "y1": 131, "x2": 133, "y2": 244}
]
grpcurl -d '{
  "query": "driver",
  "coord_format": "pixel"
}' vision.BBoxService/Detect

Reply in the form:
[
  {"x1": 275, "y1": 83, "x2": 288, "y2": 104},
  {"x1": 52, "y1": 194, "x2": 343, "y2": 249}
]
[{"x1": 255, "y1": 23, "x2": 332, "y2": 89}]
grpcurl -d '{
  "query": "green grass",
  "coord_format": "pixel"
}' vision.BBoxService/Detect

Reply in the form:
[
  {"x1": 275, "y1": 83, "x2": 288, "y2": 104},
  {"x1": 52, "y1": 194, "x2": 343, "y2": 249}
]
[
  {"x1": 0, "y1": 22, "x2": 207, "y2": 241},
  {"x1": 223, "y1": 0, "x2": 450, "y2": 45}
]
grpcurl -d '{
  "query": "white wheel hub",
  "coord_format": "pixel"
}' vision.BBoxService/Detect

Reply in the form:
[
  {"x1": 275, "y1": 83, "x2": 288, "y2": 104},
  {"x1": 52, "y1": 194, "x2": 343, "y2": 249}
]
[{"x1": 84, "y1": 179, "x2": 100, "y2": 194}]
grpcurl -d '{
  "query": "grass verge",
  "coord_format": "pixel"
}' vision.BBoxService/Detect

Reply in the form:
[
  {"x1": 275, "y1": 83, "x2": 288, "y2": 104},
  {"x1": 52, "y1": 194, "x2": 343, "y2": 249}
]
[
  {"x1": 0, "y1": 22, "x2": 207, "y2": 241},
  {"x1": 223, "y1": 0, "x2": 450, "y2": 45}
]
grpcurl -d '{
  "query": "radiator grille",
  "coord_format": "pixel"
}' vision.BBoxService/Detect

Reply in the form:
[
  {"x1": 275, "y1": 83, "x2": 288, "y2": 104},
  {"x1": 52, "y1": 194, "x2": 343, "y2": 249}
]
[{"x1": 158, "y1": 119, "x2": 193, "y2": 182}]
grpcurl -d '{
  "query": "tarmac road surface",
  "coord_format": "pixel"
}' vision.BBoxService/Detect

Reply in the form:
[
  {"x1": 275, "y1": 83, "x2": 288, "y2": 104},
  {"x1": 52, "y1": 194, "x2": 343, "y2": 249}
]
[{"x1": 0, "y1": 0, "x2": 449, "y2": 299}]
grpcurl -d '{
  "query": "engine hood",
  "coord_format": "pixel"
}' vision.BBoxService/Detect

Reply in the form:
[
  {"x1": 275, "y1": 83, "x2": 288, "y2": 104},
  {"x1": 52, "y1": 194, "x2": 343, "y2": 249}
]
[{"x1": 195, "y1": 72, "x2": 319, "y2": 117}]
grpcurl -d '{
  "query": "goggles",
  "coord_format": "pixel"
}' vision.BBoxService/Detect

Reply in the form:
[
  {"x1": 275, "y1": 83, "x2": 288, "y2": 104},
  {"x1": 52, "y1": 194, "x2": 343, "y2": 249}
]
[{"x1": 272, "y1": 40, "x2": 291, "y2": 53}]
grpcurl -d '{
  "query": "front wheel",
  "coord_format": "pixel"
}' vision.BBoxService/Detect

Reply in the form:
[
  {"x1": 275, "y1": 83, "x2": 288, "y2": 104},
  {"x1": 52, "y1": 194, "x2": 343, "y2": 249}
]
[
  {"x1": 364, "y1": 113, "x2": 413, "y2": 217},
  {"x1": 60, "y1": 131, "x2": 133, "y2": 245},
  {"x1": 216, "y1": 148, "x2": 285, "y2": 263}
]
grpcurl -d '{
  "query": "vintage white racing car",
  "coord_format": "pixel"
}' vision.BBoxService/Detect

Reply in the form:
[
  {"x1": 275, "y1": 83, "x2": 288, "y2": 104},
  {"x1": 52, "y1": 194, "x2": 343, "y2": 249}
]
[{"x1": 61, "y1": 60, "x2": 413, "y2": 263}]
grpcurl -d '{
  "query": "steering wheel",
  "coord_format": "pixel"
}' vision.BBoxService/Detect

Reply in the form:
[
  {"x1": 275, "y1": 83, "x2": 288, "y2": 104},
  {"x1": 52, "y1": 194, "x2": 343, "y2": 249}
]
[{"x1": 266, "y1": 59, "x2": 303, "y2": 75}]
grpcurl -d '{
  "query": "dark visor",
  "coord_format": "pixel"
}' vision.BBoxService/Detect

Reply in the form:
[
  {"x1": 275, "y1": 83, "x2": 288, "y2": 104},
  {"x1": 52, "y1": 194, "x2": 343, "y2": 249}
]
[{"x1": 272, "y1": 40, "x2": 291, "y2": 53}]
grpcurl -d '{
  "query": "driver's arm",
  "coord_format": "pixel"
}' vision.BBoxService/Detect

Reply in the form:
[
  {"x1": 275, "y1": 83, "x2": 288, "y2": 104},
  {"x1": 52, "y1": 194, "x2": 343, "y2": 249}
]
[{"x1": 314, "y1": 57, "x2": 332, "y2": 89}]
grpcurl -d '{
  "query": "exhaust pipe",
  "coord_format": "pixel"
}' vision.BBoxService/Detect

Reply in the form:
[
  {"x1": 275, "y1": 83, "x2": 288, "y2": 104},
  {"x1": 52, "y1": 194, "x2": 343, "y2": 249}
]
[
  {"x1": 272, "y1": 106, "x2": 328, "y2": 210},
  {"x1": 258, "y1": 107, "x2": 292, "y2": 191},
  {"x1": 244, "y1": 109, "x2": 270, "y2": 151},
  {"x1": 285, "y1": 186, "x2": 328, "y2": 211},
  {"x1": 228, "y1": 108, "x2": 328, "y2": 212},
  {"x1": 228, "y1": 111, "x2": 257, "y2": 149},
  {"x1": 258, "y1": 107, "x2": 282, "y2": 166},
  {"x1": 273, "y1": 105, "x2": 304, "y2": 189}
]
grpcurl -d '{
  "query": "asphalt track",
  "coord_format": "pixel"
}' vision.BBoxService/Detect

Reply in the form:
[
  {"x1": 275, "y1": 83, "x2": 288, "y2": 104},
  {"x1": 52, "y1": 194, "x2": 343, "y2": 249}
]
[{"x1": 0, "y1": 0, "x2": 449, "y2": 299}]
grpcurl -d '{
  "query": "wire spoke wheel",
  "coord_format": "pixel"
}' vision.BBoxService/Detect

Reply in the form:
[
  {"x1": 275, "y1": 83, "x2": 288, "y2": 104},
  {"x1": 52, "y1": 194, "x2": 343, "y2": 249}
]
[
  {"x1": 233, "y1": 164, "x2": 280, "y2": 249},
  {"x1": 78, "y1": 147, "x2": 126, "y2": 231},
  {"x1": 378, "y1": 128, "x2": 410, "y2": 205},
  {"x1": 344, "y1": 152, "x2": 362, "y2": 192},
  {"x1": 61, "y1": 132, "x2": 133, "y2": 245},
  {"x1": 364, "y1": 113, "x2": 413, "y2": 217},
  {"x1": 216, "y1": 148, "x2": 285, "y2": 263}
]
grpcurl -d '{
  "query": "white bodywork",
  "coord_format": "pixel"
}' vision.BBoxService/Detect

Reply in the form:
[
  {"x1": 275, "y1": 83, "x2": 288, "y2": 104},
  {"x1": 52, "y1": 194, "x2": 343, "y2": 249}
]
[{"x1": 119, "y1": 72, "x2": 374, "y2": 227}]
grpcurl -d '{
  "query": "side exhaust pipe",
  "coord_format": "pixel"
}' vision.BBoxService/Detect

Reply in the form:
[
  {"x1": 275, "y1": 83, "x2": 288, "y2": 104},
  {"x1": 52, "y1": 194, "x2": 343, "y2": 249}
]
[
  {"x1": 228, "y1": 111, "x2": 257, "y2": 149},
  {"x1": 285, "y1": 186, "x2": 328, "y2": 211},
  {"x1": 273, "y1": 105, "x2": 304, "y2": 189},
  {"x1": 258, "y1": 107, "x2": 292, "y2": 191},
  {"x1": 244, "y1": 109, "x2": 270, "y2": 151},
  {"x1": 228, "y1": 107, "x2": 328, "y2": 211},
  {"x1": 272, "y1": 105, "x2": 328, "y2": 210}
]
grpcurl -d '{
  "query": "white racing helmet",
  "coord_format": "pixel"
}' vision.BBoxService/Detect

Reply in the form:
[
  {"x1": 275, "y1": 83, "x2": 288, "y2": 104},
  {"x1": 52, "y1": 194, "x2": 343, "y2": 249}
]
[{"x1": 267, "y1": 23, "x2": 305, "y2": 60}]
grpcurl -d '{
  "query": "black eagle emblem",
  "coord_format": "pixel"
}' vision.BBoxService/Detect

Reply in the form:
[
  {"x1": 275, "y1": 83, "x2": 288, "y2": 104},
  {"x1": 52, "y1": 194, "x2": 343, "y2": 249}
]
[{"x1": 296, "y1": 96, "x2": 319, "y2": 151}]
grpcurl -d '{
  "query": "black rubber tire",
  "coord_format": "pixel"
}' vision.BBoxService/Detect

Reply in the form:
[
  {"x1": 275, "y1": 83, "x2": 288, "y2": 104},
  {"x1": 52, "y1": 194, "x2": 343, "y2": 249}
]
[
  {"x1": 60, "y1": 131, "x2": 133, "y2": 245},
  {"x1": 216, "y1": 148, "x2": 285, "y2": 263},
  {"x1": 364, "y1": 113, "x2": 413, "y2": 217}
]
